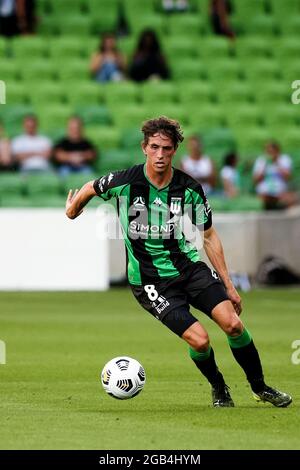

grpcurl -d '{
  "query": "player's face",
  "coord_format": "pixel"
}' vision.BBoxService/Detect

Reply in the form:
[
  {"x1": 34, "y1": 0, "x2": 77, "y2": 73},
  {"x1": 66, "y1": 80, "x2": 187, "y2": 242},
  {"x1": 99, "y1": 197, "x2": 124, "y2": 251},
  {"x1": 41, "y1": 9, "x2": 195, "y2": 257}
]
[{"x1": 142, "y1": 133, "x2": 176, "y2": 173}]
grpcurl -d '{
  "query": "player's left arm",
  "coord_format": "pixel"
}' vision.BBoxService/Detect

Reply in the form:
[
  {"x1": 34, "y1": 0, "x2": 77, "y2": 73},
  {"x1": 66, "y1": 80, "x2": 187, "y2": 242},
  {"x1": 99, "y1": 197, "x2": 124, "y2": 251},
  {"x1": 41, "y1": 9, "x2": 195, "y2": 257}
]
[
  {"x1": 204, "y1": 226, "x2": 242, "y2": 315},
  {"x1": 65, "y1": 180, "x2": 96, "y2": 219}
]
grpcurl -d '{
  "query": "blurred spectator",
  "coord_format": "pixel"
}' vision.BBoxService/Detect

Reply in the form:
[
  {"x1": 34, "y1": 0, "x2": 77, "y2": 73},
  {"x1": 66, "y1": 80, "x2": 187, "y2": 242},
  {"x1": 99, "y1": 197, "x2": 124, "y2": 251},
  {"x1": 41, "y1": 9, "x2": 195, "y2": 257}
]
[
  {"x1": 253, "y1": 141, "x2": 297, "y2": 210},
  {"x1": 12, "y1": 115, "x2": 52, "y2": 172},
  {"x1": 180, "y1": 135, "x2": 216, "y2": 194},
  {"x1": 90, "y1": 32, "x2": 126, "y2": 83},
  {"x1": 0, "y1": 0, "x2": 19, "y2": 36},
  {"x1": 0, "y1": 122, "x2": 12, "y2": 170},
  {"x1": 129, "y1": 29, "x2": 170, "y2": 82},
  {"x1": 53, "y1": 116, "x2": 97, "y2": 176},
  {"x1": 18, "y1": 0, "x2": 36, "y2": 35},
  {"x1": 210, "y1": 0, "x2": 234, "y2": 39},
  {"x1": 162, "y1": 0, "x2": 189, "y2": 12},
  {"x1": 220, "y1": 152, "x2": 240, "y2": 197}
]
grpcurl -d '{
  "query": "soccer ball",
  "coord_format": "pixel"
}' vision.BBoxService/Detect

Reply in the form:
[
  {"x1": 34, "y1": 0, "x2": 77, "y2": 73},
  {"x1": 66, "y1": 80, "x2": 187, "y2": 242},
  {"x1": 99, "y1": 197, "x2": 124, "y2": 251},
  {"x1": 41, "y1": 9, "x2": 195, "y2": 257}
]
[{"x1": 101, "y1": 356, "x2": 146, "y2": 399}]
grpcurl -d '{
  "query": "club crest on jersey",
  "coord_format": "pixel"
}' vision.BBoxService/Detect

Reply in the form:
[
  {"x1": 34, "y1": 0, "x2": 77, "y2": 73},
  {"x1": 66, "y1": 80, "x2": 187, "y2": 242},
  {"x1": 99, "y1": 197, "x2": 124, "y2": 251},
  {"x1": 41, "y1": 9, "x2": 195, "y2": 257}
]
[
  {"x1": 170, "y1": 197, "x2": 182, "y2": 215},
  {"x1": 153, "y1": 197, "x2": 162, "y2": 206},
  {"x1": 133, "y1": 196, "x2": 146, "y2": 208}
]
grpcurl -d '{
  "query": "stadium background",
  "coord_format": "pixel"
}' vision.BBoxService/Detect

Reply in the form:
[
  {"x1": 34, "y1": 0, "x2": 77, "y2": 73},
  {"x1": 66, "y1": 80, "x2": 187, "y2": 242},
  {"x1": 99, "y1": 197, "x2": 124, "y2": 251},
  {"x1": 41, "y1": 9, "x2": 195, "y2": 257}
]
[{"x1": 0, "y1": 0, "x2": 300, "y2": 451}]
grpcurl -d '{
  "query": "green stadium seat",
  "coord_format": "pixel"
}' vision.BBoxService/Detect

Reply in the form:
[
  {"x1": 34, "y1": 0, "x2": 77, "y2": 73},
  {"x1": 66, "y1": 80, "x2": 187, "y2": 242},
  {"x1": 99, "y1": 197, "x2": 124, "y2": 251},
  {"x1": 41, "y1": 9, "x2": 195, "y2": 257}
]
[
  {"x1": 218, "y1": 81, "x2": 255, "y2": 104},
  {"x1": 37, "y1": 105, "x2": 73, "y2": 132},
  {"x1": 29, "y1": 83, "x2": 66, "y2": 106},
  {"x1": 254, "y1": 83, "x2": 291, "y2": 106},
  {"x1": 199, "y1": 37, "x2": 232, "y2": 59},
  {"x1": 142, "y1": 103, "x2": 189, "y2": 126},
  {"x1": 75, "y1": 105, "x2": 112, "y2": 126},
  {"x1": 280, "y1": 127, "x2": 300, "y2": 151},
  {"x1": 246, "y1": 15, "x2": 279, "y2": 36},
  {"x1": 164, "y1": 36, "x2": 198, "y2": 59},
  {"x1": 0, "y1": 60, "x2": 21, "y2": 81},
  {"x1": 21, "y1": 60, "x2": 57, "y2": 82},
  {"x1": 118, "y1": 36, "x2": 136, "y2": 59},
  {"x1": 141, "y1": 81, "x2": 176, "y2": 104},
  {"x1": 172, "y1": 59, "x2": 207, "y2": 81},
  {"x1": 85, "y1": 126, "x2": 121, "y2": 151},
  {"x1": 65, "y1": 83, "x2": 104, "y2": 107},
  {"x1": 243, "y1": 59, "x2": 280, "y2": 83},
  {"x1": 0, "y1": 195, "x2": 33, "y2": 208},
  {"x1": 167, "y1": 14, "x2": 204, "y2": 36},
  {"x1": 48, "y1": 0, "x2": 84, "y2": 16},
  {"x1": 274, "y1": 37, "x2": 300, "y2": 62},
  {"x1": 279, "y1": 16, "x2": 300, "y2": 35},
  {"x1": 49, "y1": 37, "x2": 86, "y2": 60},
  {"x1": 56, "y1": 59, "x2": 89, "y2": 81},
  {"x1": 58, "y1": 15, "x2": 92, "y2": 36},
  {"x1": 178, "y1": 81, "x2": 215, "y2": 104},
  {"x1": 265, "y1": 104, "x2": 300, "y2": 128},
  {"x1": 12, "y1": 37, "x2": 49, "y2": 59},
  {"x1": 234, "y1": 126, "x2": 272, "y2": 156},
  {"x1": 111, "y1": 104, "x2": 150, "y2": 128},
  {"x1": 62, "y1": 173, "x2": 97, "y2": 193},
  {"x1": 120, "y1": 128, "x2": 143, "y2": 150},
  {"x1": 25, "y1": 173, "x2": 62, "y2": 197},
  {"x1": 235, "y1": 37, "x2": 275, "y2": 59},
  {"x1": 0, "y1": 173, "x2": 25, "y2": 196},
  {"x1": 231, "y1": 0, "x2": 267, "y2": 19},
  {"x1": 227, "y1": 104, "x2": 264, "y2": 128},
  {"x1": 27, "y1": 195, "x2": 67, "y2": 208},
  {"x1": 128, "y1": 13, "x2": 165, "y2": 37},
  {"x1": 1, "y1": 104, "x2": 34, "y2": 137},
  {"x1": 6, "y1": 83, "x2": 31, "y2": 105},
  {"x1": 270, "y1": 0, "x2": 300, "y2": 19},
  {"x1": 188, "y1": 105, "x2": 226, "y2": 128},
  {"x1": 99, "y1": 149, "x2": 134, "y2": 172},
  {"x1": 103, "y1": 81, "x2": 141, "y2": 106},
  {"x1": 207, "y1": 59, "x2": 244, "y2": 83}
]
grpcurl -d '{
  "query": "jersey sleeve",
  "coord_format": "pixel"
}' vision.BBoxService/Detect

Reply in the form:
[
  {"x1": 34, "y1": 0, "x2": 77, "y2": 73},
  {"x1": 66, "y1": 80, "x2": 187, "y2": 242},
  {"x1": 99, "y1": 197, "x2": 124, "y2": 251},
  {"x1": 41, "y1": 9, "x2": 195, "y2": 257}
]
[
  {"x1": 189, "y1": 184, "x2": 212, "y2": 231},
  {"x1": 93, "y1": 170, "x2": 127, "y2": 201}
]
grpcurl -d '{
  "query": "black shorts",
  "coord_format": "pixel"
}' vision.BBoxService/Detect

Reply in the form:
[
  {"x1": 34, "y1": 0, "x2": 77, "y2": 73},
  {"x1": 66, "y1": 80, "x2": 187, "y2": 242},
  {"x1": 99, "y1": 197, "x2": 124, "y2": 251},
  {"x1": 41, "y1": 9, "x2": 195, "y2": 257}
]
[{"x1": 130, "y1": 261, "x2": 229, "y2": 337}]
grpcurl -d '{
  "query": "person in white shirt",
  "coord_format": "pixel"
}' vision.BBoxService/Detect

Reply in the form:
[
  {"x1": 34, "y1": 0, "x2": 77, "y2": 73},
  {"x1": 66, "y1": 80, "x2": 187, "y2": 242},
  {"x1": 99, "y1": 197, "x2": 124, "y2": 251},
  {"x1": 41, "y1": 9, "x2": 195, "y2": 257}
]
[
  {"x1": 180, "y1": 135, "x2": 216, "y2": 194},
  {"x1": 220, "y1": 152, "x2": 240, "y2": 198},
  {"x1": 253, "y1": 141, "x2": 297, "y2": 210},
  {"x1": 12, "y1": 115, "x2": 52, "y2": 172}
]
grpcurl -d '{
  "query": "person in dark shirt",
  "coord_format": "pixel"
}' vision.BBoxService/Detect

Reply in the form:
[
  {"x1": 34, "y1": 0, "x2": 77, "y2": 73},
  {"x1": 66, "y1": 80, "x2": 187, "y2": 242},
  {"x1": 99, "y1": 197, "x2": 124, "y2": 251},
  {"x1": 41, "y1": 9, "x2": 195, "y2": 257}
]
[
  {"x1": 210, "y1": 0, "x2": 234, "y2": 39},
  {"x1": 129, "y1": 29, "x2": 170, "y2": 82},
  {"x1": 53, "y1": 116, "x2": 97, "y2": 176}
]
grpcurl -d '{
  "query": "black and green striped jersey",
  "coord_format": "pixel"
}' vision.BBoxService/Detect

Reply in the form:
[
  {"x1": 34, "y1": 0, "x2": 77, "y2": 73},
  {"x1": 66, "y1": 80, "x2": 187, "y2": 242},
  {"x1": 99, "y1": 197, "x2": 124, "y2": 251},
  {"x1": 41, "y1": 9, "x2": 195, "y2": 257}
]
[{"x1": 93, "y1": 164, "x2": 212, "y2": 286}]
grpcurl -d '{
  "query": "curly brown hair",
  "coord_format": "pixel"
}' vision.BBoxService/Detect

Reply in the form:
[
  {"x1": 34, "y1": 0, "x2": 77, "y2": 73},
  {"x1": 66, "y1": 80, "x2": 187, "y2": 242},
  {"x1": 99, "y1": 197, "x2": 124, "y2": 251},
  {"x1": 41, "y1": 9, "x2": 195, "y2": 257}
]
[{"x1": 141, "y1": 116, "x2": 184, "y2": 148}]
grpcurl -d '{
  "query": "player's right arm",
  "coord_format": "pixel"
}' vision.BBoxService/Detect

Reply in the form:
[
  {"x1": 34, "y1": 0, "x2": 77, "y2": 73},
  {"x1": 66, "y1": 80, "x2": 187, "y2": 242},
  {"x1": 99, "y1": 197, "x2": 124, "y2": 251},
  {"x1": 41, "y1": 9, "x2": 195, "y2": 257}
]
[{"x1": 65, "y1": 181, "x2": 96, "y2": 219}]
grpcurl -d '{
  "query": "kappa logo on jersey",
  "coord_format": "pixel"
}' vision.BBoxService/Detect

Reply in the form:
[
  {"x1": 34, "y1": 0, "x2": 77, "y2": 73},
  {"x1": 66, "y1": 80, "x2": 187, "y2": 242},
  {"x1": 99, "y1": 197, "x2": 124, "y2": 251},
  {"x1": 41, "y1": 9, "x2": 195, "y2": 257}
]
[
  {"x1": 153, "y1": 197, "x2": 163, "y2": 206},
  {"x1": 133, "y1": 196, "x2": 146, "y2": 208},
  {"x1": 170, "y1": 197, "x2": 182, "y2": 215},
  {"x1": 98, "y1": 176, "x2": 106, "y2": 192},
  {"x1": 211, "y1": 269, "x2": 219, "y2": 280},
  {"x1": 108, "y1": 172, "x2": 114, "y2": 184}
]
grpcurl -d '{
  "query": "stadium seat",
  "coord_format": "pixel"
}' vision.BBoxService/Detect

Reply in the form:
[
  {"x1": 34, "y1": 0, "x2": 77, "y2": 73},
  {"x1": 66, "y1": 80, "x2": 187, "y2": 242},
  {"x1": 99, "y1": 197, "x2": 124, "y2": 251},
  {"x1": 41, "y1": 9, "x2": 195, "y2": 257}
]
[
  {"x1": 164, "y1": 36, "x2": 198, "y2": 59},
  {"x1": 55, "y1": 58, "x2": 89, "y2": 81},
  {"x1": 234, "y1": 126, "x2": 272, "y2": 156},
  {"x1": 29, "y1": 83, "x2": 66, "y2": 106},
  {"x1": 141, "y1": 82, "x2": 176, "y2": 104},
  {"x1": 12, "y1": 37, "x2": 49, "y2": 59},
  {"x1": 172, "y1": 59, "x2": 207, "y2": 81},
  {"x1": 167, "y1": 14, "x2": 204, "y2": 36},
  {"x1": 6, "y1": 83, "x2": 31, "y2": 105},
  {"x1": 100, "y1": 149, "x2": 134, "y2": 172},
  {"x1": 246, "y1": 15, "x2": 279, "y2": 36},
  {"x1": 178, "y1": 81, "x2": 215, "y2": 104},
  {"x1": 21, "y1": 60, "x2": 57, "y2": 82},
  {"x1": 218, "y1": 81, "x2": 255, "y2": 104},
  {"x1": 235, "y1": 37, "x2": 275, "y2": 59},
  {"x1": 111, "y1": 105, "x2": 150, "y2": 128},
  {"x1": 207, "y1": 59, "x2": 244, "y2": 83},
  {"x1": 37, "y1": 104, "x2": 73, "y2": 132},
  {"x1": 75, "y1": 105, "x2": 112, "y2": 126},
  {"x1": 127, "y1": 13, "x2": 166, "y2": 37},
  {"x1": 188, "y1": 105, "x2": 226, "y2": 128},
  {"x1": 85, "y1": 126, "x2": 121, "y2": 151},
  {"x1": 0, "y1": 60, "x2": 21, "y2": 81},
  {"x1": 0, "y1": 173, "x2": 25, "y2": 196},
  {"x1": 120, "y1": 128, "x2": 143, "y2": 150},
  {"x1": 49, "y1": 37, "x2": 87, "y2": 60},
  {"x1": 103, "y1": 81, "x2": 141, "y2": 106},
  {"x1": 243, "y1": 59, "x2": 280, "y2": 83},
  {"x1": 254, "y1": 82, "x2": 291, "y2": 106},
  {"x1": 25, "y1": 174, "x2": 63, "y2": 197},
  {"x1": 279, "y1": 16, "x2": 300, "y2": 35},
  {"x1": 265, "y1": 104, "x2": 300, "y2": 128},
  {"x1": 270, "y1": 0, "x2": 300, "y2": 19},
  {"x1": 65, "y1": 83, "x2": 104, "y2": 107},
  {"x1": 199, "y1": 37, "x2": 232, "y2": 60},
  {"x1": 231, "y1": 0, "x2": 267, "y2": 19},
  {"x1": 1, "y1": 104, "x2": 34, "y2": 136},
  {"x1": 227, "y1": 104, "x2": 264, "y2": 128}
]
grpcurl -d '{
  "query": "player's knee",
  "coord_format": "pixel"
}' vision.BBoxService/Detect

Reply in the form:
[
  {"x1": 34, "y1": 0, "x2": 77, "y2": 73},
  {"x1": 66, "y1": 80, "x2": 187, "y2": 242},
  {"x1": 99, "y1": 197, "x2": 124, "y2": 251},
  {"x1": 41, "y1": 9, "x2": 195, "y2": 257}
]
[
  {"x1": 184, "y1": 332, "x2": 209, "y2": 352},
  {"x1": 225, "y1": 318, "x2": 244, "y2": 336}
]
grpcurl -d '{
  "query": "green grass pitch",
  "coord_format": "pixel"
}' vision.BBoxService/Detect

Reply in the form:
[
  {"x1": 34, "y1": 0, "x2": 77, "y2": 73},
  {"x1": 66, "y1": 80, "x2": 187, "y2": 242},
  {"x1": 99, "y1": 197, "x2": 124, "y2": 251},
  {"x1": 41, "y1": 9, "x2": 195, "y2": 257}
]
[{"x1": 0, "y1": 288, "x2": 299, "y2": 450}]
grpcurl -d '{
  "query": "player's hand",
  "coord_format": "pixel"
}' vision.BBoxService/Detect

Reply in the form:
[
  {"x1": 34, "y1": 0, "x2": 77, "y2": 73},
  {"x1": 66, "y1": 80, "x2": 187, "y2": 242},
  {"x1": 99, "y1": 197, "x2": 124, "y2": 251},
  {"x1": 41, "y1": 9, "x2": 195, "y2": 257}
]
[
  {"x1": 66, "y1": 189, "x2": 83, "y2": 218},
  {"x1": 226, "y1": 285, "x2": 242, "y2": 316}
]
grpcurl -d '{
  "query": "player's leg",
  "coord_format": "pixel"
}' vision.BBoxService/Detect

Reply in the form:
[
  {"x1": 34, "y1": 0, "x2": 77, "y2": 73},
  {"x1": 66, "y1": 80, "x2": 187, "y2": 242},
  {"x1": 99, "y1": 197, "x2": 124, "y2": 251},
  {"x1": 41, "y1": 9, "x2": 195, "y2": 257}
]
[
  {"x1": 212, "y1": 299, "x2": 292, "y2": 407},
  {"x1": 181, "y1": 320, "x2": 234, "y2": 407}
]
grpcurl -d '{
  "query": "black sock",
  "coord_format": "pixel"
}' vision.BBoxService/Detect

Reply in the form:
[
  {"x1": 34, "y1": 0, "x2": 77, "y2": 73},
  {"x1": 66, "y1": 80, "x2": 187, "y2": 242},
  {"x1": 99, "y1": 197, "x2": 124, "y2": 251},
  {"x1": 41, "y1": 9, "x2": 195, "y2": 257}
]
[
  {"x1": 191, "y1": 347, "x2": 225, "y2": 388},
  {"x1": 230, "y1": 340, "x2": 265, "y2": 392}
]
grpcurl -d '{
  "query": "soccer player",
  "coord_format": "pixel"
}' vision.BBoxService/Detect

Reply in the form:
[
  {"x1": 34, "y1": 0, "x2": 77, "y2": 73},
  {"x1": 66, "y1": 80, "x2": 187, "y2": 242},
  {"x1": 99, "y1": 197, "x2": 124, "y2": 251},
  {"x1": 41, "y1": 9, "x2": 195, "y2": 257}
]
[{"x1": 66, "y1": 116, "x2": 292, "y2": 408}]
